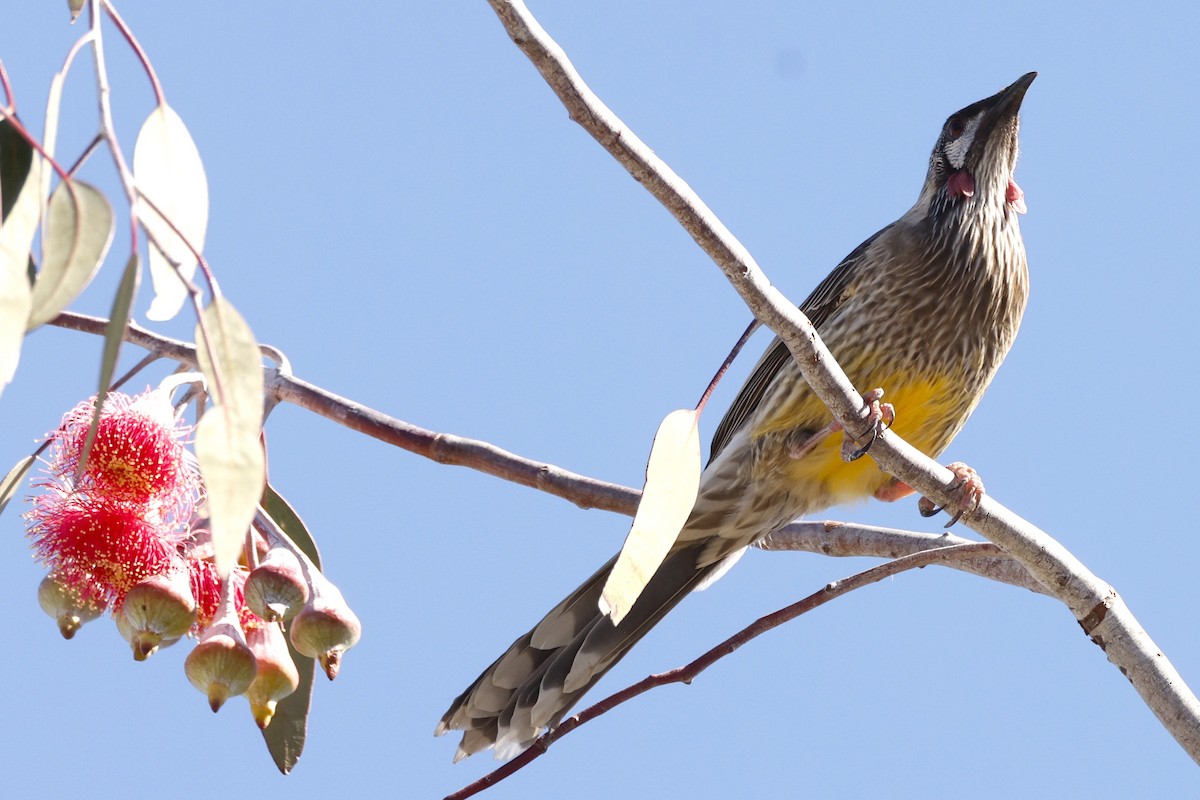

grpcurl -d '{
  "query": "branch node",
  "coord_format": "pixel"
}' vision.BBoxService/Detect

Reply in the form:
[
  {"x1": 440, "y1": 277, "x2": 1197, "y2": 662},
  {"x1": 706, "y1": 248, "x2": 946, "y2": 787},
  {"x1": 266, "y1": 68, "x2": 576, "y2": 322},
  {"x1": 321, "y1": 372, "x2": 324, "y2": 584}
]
[{"x1": 1078, "y1": 590, "x2": 1117, "y2": 637}]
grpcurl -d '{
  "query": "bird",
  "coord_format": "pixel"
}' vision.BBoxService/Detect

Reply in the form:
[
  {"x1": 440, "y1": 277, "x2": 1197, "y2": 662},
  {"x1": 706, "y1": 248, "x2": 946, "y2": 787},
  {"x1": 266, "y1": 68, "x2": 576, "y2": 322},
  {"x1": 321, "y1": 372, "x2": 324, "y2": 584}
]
[{"x1": 437, "y1": 72, "x2": 1036, "y2": 761}]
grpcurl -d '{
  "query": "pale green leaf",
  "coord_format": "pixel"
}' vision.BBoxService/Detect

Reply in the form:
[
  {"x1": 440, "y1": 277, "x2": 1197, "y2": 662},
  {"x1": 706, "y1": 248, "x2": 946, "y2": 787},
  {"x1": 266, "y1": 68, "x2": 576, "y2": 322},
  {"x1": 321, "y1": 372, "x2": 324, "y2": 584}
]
[
  {"x1": 77, "y1": 253, "x2": 141, "y2": 471},
  {"x1": 1, "y1": 115, "x2": 35, "y2": 220},
  {"x1": 42, "y1": 70, "x2": 66, "y2": 179},
  {"x1": 262, "y1": 483, "x2": 322, "y2": 569},
  {"x1": 133, "y1": 103, "x2": 209, "y2": 322},
  {"x1": 261, "y1": 629, "x2": 315, "y2": 774},
  {"x1": 196, "y1": 412, "x2": 265, "y2": 578},
  {"x1": 258, "y1": 483, "x2": 319, "y2": 772},
  {"x1": 195, "y1": 296, "x2": 263, "y2": 420},
  {"x1": 195, "y1": 297, "x2": 264, "y2": 576},
  {"x1": 27, "y1": 180, "x2": 114, "y2": 329},
  {"x1": 97, "y1": 253, "x2": 140, "y2": 396},
  {"x1": 0, "y1": 454, "x2": 34, "y2": 518},
  {"x1": 67, "y1": 0, "x2": 85, "y2": 23},
  {"x1": 0, "y1": 250, "x2": 32, "y2": 394},
  {"x1": 0, "y1": 119, "x2": 40, "y2": 395},
  {"x1": 600, "y1": 408, "x2": 702, "y2": 625}
]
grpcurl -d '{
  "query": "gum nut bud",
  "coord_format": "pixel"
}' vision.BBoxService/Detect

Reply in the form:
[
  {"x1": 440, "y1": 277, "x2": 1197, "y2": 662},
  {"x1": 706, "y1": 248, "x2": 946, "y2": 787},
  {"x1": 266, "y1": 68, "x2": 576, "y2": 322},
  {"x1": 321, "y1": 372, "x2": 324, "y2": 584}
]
[
  {"x1": 120, "y1": 570, "x2": 197, "y2": 660},
  {"x1": 245, "y1": 621, "x2": 300, "y2": 729},
  {"x1": 244, "y1": 547, "x2": 309, "y2": 622},
  {"x1": 37, "y1": 573, "x2": 102, "y2": 640},
  {"x1": 185, "y1": 621, "x2": 257, "y2": 712},
  {"x1": 114, "y1": 606, "x2": 181, "y2": 661},
  {"x1": 289, "y1": 579, "x2": 361, "y2": 680}
]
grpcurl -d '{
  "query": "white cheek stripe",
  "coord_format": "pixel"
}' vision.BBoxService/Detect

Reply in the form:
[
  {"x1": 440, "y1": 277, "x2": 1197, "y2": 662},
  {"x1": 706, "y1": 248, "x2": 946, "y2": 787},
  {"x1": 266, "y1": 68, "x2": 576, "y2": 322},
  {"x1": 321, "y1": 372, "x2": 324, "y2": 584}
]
[{"x1": 944, "y1": 114, "x2": 981, "y2": 169}]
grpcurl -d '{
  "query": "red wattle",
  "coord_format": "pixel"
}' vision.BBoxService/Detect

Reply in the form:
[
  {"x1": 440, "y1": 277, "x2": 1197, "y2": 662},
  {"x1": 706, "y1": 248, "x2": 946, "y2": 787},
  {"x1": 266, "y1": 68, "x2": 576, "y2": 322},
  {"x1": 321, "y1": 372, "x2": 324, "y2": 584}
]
[
  {"x1": 948, "y1": 170, "x2": 975, "y2": 198},
  {"x1": 1007, "y1": 180, "x2": 1027, "y2": 214}
]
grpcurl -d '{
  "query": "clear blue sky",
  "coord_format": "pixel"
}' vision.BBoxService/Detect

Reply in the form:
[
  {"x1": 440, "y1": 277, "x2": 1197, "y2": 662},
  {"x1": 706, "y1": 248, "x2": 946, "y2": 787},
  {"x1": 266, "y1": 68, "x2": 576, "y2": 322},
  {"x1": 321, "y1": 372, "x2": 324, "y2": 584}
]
[{"x1": 4, "y1": 2, "x2": 1199, "y2": 797}]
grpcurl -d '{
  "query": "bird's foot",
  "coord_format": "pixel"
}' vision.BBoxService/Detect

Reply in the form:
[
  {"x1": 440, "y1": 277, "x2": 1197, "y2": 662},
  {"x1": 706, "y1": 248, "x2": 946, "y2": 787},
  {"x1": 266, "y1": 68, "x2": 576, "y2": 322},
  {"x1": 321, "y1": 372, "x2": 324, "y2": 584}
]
[
  {"x1": 918, "y1": 461, "x2": 985, "y2": 527},
  {"x1": 843, "y1": 388, "x2": 895, "y2": 462}
]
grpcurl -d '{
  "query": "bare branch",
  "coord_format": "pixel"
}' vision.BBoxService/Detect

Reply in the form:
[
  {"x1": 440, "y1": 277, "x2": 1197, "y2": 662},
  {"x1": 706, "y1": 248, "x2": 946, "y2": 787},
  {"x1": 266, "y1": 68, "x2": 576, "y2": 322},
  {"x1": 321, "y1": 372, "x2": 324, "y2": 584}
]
[
  {"x1": 484, "y1": 0, "x2": 1200, "y2": 766},
  {"x1": 760, "y1": 521, "x2": 1048, "y2": 595},
  {"x1": 47, "y1": 312, "x2": 1037, "y2": 595},
  {"x1": 50, "y1": 311, "x2": 639, "y2": 515}
]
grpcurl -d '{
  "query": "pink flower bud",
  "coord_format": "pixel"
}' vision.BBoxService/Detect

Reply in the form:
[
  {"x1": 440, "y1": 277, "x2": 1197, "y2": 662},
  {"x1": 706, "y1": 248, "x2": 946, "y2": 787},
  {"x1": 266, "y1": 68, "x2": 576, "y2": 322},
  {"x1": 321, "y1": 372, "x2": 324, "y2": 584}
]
[
  {"x1": 244, "y1": 547, "x2": 309, "y2": 622},
  {"x1": 37, "y1": 572, "x2": 102, "y2": 639},
  {"x1": 289, "y1": 571, "x2": 361, "y2": 680},
  {"x1": 185, "y1": 617, "x2": 257, "y2": 712},
  {"x1": 118, "y1": 568, "x2": 197, "y2": 661},
  {"x1": 244, "y1": 620, "x2": 300, "y2": 729},
  {"x1": 114, "y1": 606, "x2": 181, "y2": 660}
]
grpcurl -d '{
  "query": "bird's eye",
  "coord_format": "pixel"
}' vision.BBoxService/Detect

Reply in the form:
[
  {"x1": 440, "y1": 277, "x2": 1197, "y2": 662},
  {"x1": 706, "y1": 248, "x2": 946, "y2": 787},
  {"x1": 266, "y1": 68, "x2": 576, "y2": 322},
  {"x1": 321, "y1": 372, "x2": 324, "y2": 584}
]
[{"x1": 947, "y1": 117, "x2": 965, "y2": 139}]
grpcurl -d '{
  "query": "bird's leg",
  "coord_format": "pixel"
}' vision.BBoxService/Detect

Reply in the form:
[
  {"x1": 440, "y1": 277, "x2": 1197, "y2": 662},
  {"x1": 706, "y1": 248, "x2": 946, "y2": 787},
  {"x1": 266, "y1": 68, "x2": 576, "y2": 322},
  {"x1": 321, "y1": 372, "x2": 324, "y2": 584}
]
[
  {"x1": 785, "y1": 387, "x2": 895, "y2": 462},
  {"x1": 917, "y1": 461, "x2": 985, "y2": 527},
  {"x1": 786, "y1": 424, "x2": 836, "y2": 461},
  {"x1": 873, "y1": 477, "x2": 914, "y2": 502},
  {"x1": 843, "y1": 387, "x2": 895, "y2": 462}
]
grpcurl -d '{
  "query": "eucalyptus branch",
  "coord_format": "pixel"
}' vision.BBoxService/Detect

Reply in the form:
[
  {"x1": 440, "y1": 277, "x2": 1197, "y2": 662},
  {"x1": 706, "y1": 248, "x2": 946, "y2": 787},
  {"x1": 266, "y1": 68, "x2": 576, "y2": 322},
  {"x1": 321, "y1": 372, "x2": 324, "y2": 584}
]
[
  {"x1": 88, "y1": 0, "x2": 217, "y2": 384},
  {"x1": 88, "y1": 0, "x2": 136, "y2": 211},
  {"x1": 446, "y1": 542, "x2": 1000, "y2": 799},
  {"x1": 48, "y1": 310, "x2": 1036, "y2": 594},
  {"x1": 485, "y1": 0, "x2": 1200, "y2": 765},
  {"x1": 0, "y1": 58, "x2": 14, "y2": 110},
  {"x1": 759, "y1": 521, "x2": 1047, "y2": 595},
  {"x1": 101, "y1": 0, "x2": 164, "y2": 106}
]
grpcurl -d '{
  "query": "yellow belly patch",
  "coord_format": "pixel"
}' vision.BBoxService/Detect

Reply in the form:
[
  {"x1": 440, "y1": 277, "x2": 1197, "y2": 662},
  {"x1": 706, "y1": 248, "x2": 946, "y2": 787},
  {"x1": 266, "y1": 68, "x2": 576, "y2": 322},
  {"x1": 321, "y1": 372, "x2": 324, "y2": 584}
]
[{"x1": 753, "y1": 372, "x2": 965, "y2": 506}]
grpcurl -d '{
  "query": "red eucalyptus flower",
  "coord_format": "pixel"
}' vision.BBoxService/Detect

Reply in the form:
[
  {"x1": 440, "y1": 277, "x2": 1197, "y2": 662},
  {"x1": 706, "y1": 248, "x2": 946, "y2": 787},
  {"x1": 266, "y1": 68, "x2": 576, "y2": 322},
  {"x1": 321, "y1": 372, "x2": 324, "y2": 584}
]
[
  {"x1": 53, "y1": 389, "x2": 202, "y2": 517},
  {"x1": 27, "y1": 493, "x2": 184, "y2": 607},
  {"x1": 26, "y1": 389, "x2": 201, "y2": 607}
]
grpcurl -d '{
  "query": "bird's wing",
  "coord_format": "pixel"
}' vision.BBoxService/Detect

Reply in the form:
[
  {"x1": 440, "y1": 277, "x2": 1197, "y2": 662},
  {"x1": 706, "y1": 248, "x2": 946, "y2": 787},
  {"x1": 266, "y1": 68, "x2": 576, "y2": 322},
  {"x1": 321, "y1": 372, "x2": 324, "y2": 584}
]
[{"x1": 708, "y1": 224, "x2": 893, "y2": 461}]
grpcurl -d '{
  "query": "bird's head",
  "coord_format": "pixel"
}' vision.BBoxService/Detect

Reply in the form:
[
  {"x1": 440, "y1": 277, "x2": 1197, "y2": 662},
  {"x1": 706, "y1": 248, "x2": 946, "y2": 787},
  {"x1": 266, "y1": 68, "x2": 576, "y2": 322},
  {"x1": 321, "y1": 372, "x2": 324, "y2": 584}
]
[{"x1": 920, "y1": 71, "x2": 1036, "y2": 220}]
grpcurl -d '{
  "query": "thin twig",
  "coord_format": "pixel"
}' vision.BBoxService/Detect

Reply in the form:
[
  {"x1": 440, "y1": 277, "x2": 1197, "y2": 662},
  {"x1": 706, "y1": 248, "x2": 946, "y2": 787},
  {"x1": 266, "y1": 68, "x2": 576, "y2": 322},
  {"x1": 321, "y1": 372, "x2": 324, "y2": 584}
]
[
  {"x1": 101, "y1": 0, "x2": 164, "y2": 105},
  {"x1": 446, "y1": 542, "x2": 998, "y2": 799},
  {"x1": 694, "y1": 318, "x2": 757, "y2": 414},
  {"x1": 0, "y1": 58, "x2": 14, "y2": 111}
]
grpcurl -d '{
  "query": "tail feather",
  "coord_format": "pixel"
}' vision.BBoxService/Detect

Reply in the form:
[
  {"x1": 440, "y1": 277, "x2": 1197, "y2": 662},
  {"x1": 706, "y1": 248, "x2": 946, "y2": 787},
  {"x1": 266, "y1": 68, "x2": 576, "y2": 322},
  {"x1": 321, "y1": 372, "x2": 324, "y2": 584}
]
[
  {"x1": 529, "y1": 556, "x2": 615, "y2": 649},
  {"x1": 438, "y1": 541, "x2": 721, "y2": 758}
]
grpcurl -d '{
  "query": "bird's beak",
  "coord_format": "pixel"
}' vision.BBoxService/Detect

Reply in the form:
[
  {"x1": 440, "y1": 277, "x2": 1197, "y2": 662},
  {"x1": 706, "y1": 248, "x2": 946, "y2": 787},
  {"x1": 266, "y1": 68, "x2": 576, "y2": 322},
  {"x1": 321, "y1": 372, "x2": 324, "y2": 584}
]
[{"x1": 984, "y1": 72, "x2": 1037, "y2": 127}]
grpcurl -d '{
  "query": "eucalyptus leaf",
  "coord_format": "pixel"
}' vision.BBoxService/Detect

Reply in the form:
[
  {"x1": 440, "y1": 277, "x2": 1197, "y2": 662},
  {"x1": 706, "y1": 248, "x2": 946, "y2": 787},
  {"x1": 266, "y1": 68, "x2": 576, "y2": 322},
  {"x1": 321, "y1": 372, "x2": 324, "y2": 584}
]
[
  {"x1": 27, "y1": 180, "x2": 115, "y2": 329},
  {"x1": 133, "y1": 103, "x2": 209, "y2": 322},
  {"x1": 98, "y1": 253, "x2": 140, "y2": 395},
  {"x1": 196, "y1": 409, "x2": 266, "y2": 578},
  {"x1": 41, "y1": 70, "x2": 66, "y2": 197},
  {"x1": 100, "y1": 253, "x2": 139, "y2": 388},
  {"x1": 260, "y1": 629, "x2": 315, "y2": 774},
  {"x1": 0, "y1": 120, "x2": 40, "y2": 394},
  {"x1": 599, "y1": 408, "x2": 702, "y2": 625},
  {"x1": 194, "y1": 297, "x2": 264, "y2": 576},
  {"x1": 262, "y1": 482, "x2": 322, "y2": 569},
  {"x1": 0, "y1": 116, "x2": 34, "y2": 221},
  {"x1": 257, "y1": 483, "x2": 320, "y2": 772},
  {"x1": 0, "y1": 454, "x2": 34, "y2": 518},
  {"x1": 79, "y1": 253, "x2": 141, "y2": 472}
]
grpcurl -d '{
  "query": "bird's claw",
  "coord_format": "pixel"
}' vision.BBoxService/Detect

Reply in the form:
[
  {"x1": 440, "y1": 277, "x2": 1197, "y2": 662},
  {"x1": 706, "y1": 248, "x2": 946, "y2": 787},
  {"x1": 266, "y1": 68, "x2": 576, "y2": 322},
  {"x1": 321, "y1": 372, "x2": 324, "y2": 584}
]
[
  {"x1": 843, "y1": 388, "x2": 895, "y2": 462},
  {"x1": 917, "y1": 462, "x2": 985, "y2": 527}
]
